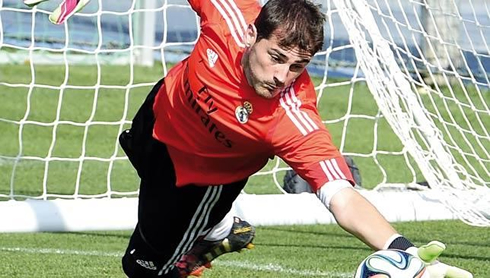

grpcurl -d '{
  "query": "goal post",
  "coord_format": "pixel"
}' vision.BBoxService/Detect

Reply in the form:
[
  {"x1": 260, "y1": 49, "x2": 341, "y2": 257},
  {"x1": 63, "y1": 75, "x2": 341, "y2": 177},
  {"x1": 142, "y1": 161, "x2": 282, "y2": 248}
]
[
  {"x1": 133, "y1": 0, "x2": 157, "y2": 67},
  {"x1": 0, "y1": 0, "x2": 488, "y2": 232}
]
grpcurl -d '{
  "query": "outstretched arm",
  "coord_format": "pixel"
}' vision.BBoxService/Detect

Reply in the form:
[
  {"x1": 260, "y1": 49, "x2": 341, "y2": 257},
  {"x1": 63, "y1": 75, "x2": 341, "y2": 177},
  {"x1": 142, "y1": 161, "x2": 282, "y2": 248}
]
[
  {"x1": 318, "y1": 180, "x2": 473, "y2": 277},
  {"x1": 319, "y1": 182, "x2": 396, "y2": 250}
]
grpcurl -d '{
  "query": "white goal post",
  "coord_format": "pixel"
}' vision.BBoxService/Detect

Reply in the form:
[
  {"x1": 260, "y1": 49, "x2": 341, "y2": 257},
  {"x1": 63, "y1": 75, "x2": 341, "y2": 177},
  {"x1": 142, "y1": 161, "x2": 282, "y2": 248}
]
[{"x1": 0, "y1": 0, "x2": 488, "y2": 232}]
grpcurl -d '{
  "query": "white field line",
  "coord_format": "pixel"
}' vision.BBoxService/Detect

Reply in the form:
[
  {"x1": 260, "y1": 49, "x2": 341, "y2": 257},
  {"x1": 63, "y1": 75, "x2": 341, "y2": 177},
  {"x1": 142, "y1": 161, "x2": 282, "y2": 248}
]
[
  {"x1": 216, "y1": 260, "x2": 353, "y2": 277},
  {"x1": 1, "y1": 247, "x2": 354, "y2": 278}
]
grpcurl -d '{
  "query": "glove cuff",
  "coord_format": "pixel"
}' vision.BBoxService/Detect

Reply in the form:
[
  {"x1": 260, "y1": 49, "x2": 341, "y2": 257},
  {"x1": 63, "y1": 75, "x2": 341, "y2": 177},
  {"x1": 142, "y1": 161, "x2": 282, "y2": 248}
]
[{"x1": 383, "y1": 234, "x2": 414, "y2": 250}]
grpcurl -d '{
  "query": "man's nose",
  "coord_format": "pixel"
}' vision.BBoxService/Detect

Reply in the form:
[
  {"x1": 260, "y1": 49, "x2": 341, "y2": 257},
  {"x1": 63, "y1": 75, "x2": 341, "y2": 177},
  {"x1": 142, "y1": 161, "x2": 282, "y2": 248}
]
[{"x1": 273, "y1": 64, "x2": 289, "y2": 86}]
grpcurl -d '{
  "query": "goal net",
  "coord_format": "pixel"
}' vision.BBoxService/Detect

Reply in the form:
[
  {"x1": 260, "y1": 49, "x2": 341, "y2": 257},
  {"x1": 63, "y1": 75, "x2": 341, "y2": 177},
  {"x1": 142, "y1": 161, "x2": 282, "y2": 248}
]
[{"x1": 0, "y1": 0, "x2": 488, "y2": 232}]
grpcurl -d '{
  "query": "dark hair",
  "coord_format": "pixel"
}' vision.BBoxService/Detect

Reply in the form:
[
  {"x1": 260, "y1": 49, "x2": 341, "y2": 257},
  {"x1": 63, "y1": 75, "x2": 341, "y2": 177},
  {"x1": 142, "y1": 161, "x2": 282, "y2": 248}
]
[{"x1": 254, "y1": 0, "x2": 325, "y2": 55}]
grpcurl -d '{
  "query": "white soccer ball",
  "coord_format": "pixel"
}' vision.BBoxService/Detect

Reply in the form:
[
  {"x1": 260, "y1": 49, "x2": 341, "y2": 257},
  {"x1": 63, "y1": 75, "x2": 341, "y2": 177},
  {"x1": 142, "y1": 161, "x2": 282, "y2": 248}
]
[{"x1": 354, "y1": 249, "x2": 429, "y2": 278}]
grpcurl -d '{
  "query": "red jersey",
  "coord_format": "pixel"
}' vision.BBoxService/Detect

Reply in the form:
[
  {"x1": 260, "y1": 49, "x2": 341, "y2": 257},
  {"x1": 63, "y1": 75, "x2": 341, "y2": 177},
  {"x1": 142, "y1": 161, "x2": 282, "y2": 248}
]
[{"x1": 153, "y1": 0, "x2": 354, "y2": 191}]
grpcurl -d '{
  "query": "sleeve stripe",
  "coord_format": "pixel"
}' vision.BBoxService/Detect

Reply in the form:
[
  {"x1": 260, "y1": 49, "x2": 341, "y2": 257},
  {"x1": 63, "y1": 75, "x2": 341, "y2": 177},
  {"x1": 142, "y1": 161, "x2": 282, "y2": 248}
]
[
  {"x1": 288, "y1": 88, "x2": 319, "y2": 131},
  {"x1": 320, "y1": 160, "x2": 334, "y2": 181},
  {"x1": 280, "y1": 96, "x2": 308, "y2": 135},
  {"x1": 279, "y1": 86, "x2": 319, "y2": 136},
  {"x1": 217, "y1": 0, "x2": 246, "y2": 38},
  {"x1": 320, "y1": 158, "x2": 347, "y2": 182},
  {"x1": 223, "y1": 0, "x2": 248, "y2": 32},
  {"x1": 325, "y1": 159, "x2": 341, "y2": 180},
  {"x1": 211, "y1": 0, "x2": 247, "y2": 47},
  {"x1": 330, "y1": 158, "x2": 347, "y2": 179}
]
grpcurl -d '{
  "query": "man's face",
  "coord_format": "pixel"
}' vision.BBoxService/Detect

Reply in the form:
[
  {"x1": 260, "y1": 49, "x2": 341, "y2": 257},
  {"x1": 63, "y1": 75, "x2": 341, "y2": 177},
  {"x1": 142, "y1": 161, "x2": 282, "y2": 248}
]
[{"x1": 242, "y1": 28, "x2": 312, "y2": 99}]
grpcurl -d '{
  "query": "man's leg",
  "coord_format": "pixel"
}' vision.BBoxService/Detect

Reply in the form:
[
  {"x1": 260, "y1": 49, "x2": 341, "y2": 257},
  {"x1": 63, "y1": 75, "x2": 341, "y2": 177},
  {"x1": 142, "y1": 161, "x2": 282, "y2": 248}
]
[
  {"x1": 203, "y1": 210, "x2": 236, "y2": 242},
  {"x1": 120, "y1": 79, "x2": 248, "y2": 277},
  {"x1": 121, "y1": 170, "x2": 248, "y2": 277},
  {"x1": 121, "y1": 179, "x2": 239, "y2": 277},
  {"x1": 122, "y1": 224, "x2": 181, "y2": 278},
  {"x1": 175, "y1": 205, "x2": 255, "y2": 276}
]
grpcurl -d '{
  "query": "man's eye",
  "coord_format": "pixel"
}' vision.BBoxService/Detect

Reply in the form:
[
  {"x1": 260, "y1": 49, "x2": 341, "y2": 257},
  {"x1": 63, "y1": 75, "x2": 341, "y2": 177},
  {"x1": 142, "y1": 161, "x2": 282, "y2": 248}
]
[
  {"x1": 290, "y1": 64, "x2": 305, "y2": 72},
  {"x1": 271, "y1": 55, "x2": 281, "y2": 62}
]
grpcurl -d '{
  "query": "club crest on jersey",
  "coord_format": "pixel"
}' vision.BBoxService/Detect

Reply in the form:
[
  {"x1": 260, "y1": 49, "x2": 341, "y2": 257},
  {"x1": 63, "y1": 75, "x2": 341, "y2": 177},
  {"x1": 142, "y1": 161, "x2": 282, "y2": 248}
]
[
  {"x1": 243, "y1": 101, "x2": 253, "y2": 115},
  {"x1": 235, "y1": 105, "x2": 249, "y2": 124},
  {"x1": 207, "y1": 48, "x2": 218, "y2": 68}
]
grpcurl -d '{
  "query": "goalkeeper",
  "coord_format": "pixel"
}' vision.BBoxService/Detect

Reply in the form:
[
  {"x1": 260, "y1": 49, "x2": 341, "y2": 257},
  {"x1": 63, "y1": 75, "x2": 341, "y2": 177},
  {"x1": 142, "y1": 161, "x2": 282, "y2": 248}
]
[
  {"x1": 24, "y1": 0, "x2": 90, "y2": 25},
  {"x1": 105, "y1": 0, "x2": 474, "y2": 277}
]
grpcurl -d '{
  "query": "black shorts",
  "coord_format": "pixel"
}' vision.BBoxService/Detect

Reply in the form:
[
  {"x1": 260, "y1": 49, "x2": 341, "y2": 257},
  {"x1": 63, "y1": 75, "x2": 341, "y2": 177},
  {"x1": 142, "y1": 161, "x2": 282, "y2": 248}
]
[{"x1": 119, "y1": 79, "x2": 247, "y2": 277}]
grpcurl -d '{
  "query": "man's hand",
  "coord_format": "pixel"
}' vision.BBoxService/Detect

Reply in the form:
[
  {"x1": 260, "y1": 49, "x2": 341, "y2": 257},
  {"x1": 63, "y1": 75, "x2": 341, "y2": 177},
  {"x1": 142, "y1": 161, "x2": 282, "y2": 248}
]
[
  {"x1": 407, "y1": 241, "x2": 473, "y2": 278},
  {"x1": 24, "y1": 0, "x2": 90, "y2": 25}
]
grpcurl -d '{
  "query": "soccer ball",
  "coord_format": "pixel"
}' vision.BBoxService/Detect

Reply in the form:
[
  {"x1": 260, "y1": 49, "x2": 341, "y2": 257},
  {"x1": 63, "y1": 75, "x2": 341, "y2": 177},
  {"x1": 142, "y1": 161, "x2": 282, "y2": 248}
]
[{"x1": 354, "y1": 249, "x2": 429, "y2": 278}]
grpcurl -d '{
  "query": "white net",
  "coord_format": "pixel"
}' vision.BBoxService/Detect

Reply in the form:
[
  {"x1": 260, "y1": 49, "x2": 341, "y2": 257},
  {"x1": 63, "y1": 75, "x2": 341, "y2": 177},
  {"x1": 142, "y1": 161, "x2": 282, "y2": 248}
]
[
  {"x1": 0, "y1": 0, "x2": 488, "y2": 230},
  {"x1": 328, "y1": 0, "x2": 489, "y2": 226}
]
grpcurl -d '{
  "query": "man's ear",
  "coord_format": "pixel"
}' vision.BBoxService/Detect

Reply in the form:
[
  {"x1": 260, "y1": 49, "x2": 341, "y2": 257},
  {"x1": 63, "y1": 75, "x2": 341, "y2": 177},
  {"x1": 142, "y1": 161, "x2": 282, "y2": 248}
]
[{"x1": 244, "y1": 24, "x2": 257, "y2": 47}]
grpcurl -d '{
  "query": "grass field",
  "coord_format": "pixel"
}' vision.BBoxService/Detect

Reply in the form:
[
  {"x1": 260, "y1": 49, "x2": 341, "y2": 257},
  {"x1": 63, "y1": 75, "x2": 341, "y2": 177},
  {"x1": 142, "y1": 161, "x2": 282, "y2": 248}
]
[
  {"x1": 0, "y1": 63, "x2": 433, "y2": 198},
  {"x1": 1, "y1": 64, "x2": 488, "y2": 197},
  {"x1": 1, "y1": 220, "x2": 489, "y2": 277},
  {"x1": 1, "y1": 64, "x2": 489, "y2": 277}
]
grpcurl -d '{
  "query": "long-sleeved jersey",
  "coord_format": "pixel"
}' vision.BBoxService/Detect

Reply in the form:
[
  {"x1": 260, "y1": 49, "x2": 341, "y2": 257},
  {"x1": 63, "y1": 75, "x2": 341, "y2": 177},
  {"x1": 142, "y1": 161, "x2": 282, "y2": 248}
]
[{"x1": 152, "y1": 0, "x2": 354, "y2": 191}]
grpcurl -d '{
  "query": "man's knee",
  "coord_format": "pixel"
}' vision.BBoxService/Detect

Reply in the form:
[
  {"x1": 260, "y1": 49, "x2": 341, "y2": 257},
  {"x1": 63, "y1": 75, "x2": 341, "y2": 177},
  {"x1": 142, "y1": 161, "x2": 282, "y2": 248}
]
[
  {"x1": 119, "y1": 129, "x2": 139, "y2": 171},
  {"x1": 122, "y1": 227, "x2": 181, "y2": 278},
  {"x1": 121, "y1": 252, "x2": 180, "y2": 278}
]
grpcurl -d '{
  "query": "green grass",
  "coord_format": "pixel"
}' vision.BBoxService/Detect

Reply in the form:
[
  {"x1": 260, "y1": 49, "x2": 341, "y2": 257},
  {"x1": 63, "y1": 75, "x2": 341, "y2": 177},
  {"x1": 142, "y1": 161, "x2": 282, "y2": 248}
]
[
  {"x1": 0, "y1": 63, "x2": 489, "y2": 277},
  {"x1": 1, "y1": 221, "x2": 489, "y2": 277},
  {"x1": 0, "y1": 64, "x2": 164, "y2": 198},
  {"x1": 1, "y1": 64, "x2": 488, "y2": 196}
]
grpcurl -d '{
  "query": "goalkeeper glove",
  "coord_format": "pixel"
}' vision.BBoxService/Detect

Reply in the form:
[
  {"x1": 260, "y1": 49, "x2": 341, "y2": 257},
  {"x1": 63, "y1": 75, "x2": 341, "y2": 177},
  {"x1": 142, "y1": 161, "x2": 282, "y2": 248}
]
[
  {"x1": 24, "y1": 0, "x2": 91, "y2": 25},
  {"x1": 407, "y1": 241, "x2": 473, "y2": 278}
]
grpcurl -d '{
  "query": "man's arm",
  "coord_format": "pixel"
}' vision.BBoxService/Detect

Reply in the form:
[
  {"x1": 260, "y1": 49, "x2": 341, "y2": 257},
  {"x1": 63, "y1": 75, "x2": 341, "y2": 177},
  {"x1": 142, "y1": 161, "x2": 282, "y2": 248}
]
[
  {"x1": 327, "y1": 186, "x2": 396, "y2": 250},
  {"x1": 186, "y1": 0, "x2": 202, "y2": 17},
  {"x1": 318, "y1": 181, "x2": 473, "y2": 277}
]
